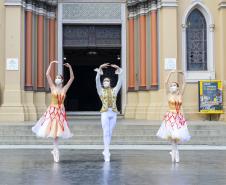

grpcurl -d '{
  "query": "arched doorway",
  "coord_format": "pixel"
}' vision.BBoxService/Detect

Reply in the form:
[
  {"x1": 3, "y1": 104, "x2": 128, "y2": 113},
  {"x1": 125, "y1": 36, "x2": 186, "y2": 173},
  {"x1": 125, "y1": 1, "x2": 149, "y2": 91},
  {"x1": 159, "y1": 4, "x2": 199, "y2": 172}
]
[{"x1": 62, "y1": 25, "x2": 122, "y2": 113}]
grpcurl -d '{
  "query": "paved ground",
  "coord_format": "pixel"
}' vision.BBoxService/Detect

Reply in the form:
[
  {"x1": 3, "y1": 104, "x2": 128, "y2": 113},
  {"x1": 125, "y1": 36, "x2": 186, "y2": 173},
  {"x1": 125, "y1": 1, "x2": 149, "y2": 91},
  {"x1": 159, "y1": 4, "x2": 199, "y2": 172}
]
[{"x1": 0, "y1": 149, "x2": 226, "y2": 185}]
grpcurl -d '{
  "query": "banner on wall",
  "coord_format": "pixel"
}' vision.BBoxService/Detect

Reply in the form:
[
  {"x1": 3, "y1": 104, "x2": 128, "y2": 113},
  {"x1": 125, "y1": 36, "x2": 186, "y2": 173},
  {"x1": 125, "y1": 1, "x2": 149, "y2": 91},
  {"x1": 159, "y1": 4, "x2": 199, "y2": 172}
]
[{"x1": 198, "y1": 80, "x2": 223, "y2": 114}]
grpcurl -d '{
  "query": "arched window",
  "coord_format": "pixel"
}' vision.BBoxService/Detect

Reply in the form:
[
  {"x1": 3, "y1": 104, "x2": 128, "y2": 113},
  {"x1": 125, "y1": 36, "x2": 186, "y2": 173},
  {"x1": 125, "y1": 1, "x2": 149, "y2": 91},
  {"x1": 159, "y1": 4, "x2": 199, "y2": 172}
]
[
  {"x1": 186, "y1": 9, "x2": 207, "y2": 71},
  {"x1": 182, "y1": 2, "x2": 215, "y2": 82}
]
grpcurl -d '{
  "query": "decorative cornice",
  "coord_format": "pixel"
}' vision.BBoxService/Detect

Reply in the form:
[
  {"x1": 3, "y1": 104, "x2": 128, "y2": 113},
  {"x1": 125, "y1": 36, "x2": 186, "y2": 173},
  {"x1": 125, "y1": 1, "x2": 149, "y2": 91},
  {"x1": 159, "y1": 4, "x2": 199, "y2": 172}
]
[
  {"x1": 5, "y1": 0, "x2": 57, "y2": 13},
  {"x1": 157, "y1": 0, "x2": 178, "y2": 8},
  {"x1": 192, "y1": 0, "x2": 202, "y2": 3},
  {"x1": 209, "y1": 24, "x2": 215, "y2": 32},
  {"x1": 127, "y1": 0, "x2": 158, "y2": 18},
  {"x1": 48, "y1": 11, "x2": 56, "y2": 19},
  {"x1": 4, "y1": 0, "x2": 25, "y2": 6},
  {"x1": 219, "y1": 2, "x2": 226, "y2": 9}
]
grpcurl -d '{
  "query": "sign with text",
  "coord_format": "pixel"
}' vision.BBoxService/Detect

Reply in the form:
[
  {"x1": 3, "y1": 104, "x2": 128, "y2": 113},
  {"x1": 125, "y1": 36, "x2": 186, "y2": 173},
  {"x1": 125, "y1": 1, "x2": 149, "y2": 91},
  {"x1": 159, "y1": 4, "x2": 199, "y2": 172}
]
[
  {"x1": 6, "y1": 58, "x2": 19, "y2": 70},
  {"x1": 198, "y1": 80, "x2": 223, "y2": 114},
  {"x1": 165, "y1": 58, "x2": 176, "y2": 70}
]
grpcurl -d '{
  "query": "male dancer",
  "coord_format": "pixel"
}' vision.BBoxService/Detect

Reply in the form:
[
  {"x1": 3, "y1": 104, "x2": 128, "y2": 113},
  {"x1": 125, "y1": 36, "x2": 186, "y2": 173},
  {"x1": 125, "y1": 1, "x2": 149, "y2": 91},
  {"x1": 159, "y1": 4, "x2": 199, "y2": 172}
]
[{"x1": 94, "y1": 63, "x2": 123, "y2": 162}]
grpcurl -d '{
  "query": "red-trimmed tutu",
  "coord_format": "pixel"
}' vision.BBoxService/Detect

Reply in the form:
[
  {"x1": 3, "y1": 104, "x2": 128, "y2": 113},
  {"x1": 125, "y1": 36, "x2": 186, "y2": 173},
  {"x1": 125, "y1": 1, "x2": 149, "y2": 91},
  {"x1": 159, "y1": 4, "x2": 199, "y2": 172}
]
[
  {"x1": 156, "y1": 111, "x2": 191, "y2": 142},
  {"x1": 32, "y1": 93, "x2": 73, "y2": 139}
]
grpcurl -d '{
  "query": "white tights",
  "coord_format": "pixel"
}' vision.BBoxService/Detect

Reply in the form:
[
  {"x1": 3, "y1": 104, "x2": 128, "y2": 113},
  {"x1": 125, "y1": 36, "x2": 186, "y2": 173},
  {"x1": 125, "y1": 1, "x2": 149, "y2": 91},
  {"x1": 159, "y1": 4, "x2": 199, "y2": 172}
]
[
  {"x1": 101, "y1": 109, "x2": 117, "y2": 153},
  {"x1": 53, "y1": 137, "x2": 59, "y2": 150},
  {"x1": 172, "y1": 141, "x2": 178, "y2": 152}
]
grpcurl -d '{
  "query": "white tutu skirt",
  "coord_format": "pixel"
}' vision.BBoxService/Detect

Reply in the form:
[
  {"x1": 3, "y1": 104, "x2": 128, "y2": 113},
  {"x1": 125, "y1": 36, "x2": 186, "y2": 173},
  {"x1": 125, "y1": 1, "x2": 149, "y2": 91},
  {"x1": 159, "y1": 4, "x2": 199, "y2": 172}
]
[
  {"x1": 32, "y1": 105, "x2": 73, "y2": 139},
  {"x1": 156, "y1": 111, "x2": 191, "y2": 143}
]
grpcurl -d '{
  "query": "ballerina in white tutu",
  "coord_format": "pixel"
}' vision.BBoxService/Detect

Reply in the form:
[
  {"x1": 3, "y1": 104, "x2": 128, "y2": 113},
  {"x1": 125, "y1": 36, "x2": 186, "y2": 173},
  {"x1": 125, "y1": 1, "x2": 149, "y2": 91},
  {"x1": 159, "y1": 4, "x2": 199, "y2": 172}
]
[
  {"x1": 156, "y1": 70, "x2": 191, "y2": 163},
  {"x1": 32, "y1": 61, "x2": 74, "y2": 162}
]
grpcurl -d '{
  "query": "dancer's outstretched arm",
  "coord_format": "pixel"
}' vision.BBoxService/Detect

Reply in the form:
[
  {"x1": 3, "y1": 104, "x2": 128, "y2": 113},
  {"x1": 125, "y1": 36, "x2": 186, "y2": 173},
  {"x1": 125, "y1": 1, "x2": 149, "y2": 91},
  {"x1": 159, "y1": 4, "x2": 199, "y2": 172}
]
[
  {"x1": 111, "y1": 64, "x2": 123, "y2": 95},
  {"x1": 46, "y1": 61, "x2": 58, "y2": 90},
  {"x1": 178, "y1": 71, "x2": 186, "y2": 95},
  {"x1": 165, "y1": 70, "x2": 175, "y2": 93},
  {"x1": 63, "y1": 63, "x2": 74, "y2": 93},
  {"x1": 94, "y1": 63, "x2": 110, "y2": 96}
]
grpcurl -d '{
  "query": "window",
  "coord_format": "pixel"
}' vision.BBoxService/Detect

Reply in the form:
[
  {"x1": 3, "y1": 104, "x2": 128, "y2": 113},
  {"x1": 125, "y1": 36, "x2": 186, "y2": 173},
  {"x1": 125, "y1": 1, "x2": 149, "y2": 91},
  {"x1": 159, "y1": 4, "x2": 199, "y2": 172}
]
[
  {"x1": 182, "y1": 2, "x2": 215, "y2": 82},
  {"x1": 186, "y1": 9, "x2": 207, "y2": 71}
]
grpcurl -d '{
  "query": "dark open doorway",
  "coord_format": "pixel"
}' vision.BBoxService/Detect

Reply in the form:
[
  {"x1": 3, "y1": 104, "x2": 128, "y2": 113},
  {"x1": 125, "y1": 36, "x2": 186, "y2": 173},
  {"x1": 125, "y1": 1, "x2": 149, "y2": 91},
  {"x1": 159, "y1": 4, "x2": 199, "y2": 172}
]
[{"x1": 63, "y1": 48, "x2": 121, "y2": 112}]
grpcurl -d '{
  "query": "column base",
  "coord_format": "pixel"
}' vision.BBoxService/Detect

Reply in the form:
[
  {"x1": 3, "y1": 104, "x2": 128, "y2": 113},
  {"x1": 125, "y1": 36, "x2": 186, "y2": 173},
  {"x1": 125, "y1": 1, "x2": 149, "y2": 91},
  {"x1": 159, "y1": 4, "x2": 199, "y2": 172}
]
[
  {"x1": 23, "y1": 91, "x2": 37, "y2": 121},
  {"x1": 146, "y1": 90, "x2": 166, "y2": 120},
  {"x1": 124, "y1": 92, "x2": 138, "y2": 119},
  {"x1": 134, "y1": 91, "x2": 149, "y2": 119},
  {"x1": 0, "y1": 106, "x2": 25, "y2": 122},
  {"x1": 0, "y1": 89, "x2": 25, "y2": 122},
  {"x1": 35, "y1": 92, "x2": 47, "y2": 118}
]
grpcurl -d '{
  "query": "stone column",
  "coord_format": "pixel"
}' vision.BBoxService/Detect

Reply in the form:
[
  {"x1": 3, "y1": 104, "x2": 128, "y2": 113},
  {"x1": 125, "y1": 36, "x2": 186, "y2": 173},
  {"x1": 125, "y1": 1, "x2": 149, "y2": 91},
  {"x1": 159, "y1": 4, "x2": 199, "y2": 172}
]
[
  {"x1": 146, "y1": 0, "x2": 178, "y2": 120},
  {"x1": 0, "y1": 0, "x2": 26, "y2": 121},
  {"x1": 219, "y1": 0, "x2": 226, "y2": 121},
  {"x1": 125, "y1": 7, "x2": 138, "y2": 118},
  {"x1": 23, "y1": 0, "x2": 37, "y2": 121},
  {"x1": 35, "y1": 2, "x2": 47, "y2": 117},
  {"x1": 48, "y1": 10, "x2": 56, "y2": 81},
  {"x1": 150, "y1": 4, "x2": 158, "y2": 88},
  {"x1": 37, "y1": 8, "x2": 44, "y2": 90},
  {"x1": 133, "y1": 2, "x2": 149, "y2": 119},
  {"x1": 25, "y1": 5, "x2": 33, "y2": 90},
  {"x1": 139, "y1": 14, "x2": 147, "y2": 89},
  {"x1": 128, "y1": 17, "x2": 135, "y2": 90}
]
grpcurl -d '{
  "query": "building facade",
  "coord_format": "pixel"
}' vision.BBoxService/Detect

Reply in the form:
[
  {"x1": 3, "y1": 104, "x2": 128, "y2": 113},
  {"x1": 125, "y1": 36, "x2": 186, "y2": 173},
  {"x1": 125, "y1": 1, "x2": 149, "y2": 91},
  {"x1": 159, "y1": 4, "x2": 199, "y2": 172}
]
[{"x1": 0, "y1": 0, "x2": 226, "y2": 121}]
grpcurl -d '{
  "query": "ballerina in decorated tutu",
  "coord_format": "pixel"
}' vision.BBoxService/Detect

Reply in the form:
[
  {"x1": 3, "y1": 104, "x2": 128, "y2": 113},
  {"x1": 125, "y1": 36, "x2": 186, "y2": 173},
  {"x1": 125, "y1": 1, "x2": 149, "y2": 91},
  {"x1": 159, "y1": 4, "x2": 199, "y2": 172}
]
[
  {"x1": 156, "y1": 70, "x2": 191, "y2": 163},
  {"x1": 32, "y1": 61, "x2": 74, "y2": 162}
]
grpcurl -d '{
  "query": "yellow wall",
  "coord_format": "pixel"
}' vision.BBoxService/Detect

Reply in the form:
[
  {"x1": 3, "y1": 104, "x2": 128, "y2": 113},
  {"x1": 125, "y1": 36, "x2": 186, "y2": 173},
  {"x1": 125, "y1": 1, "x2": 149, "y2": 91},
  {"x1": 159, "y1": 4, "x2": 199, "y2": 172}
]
[
  {"x1": 126, "y1": 0, "x2": 226, "y2": 121},
  {"x1": 0, "y1": 0, "x2": 226, "y2": 121},
  {"x1": 177, "y1": 0, "x2": 224, "y2": 120},
  {"x1": 0, "y1": 2, "x2": 5, "y2": 105}
]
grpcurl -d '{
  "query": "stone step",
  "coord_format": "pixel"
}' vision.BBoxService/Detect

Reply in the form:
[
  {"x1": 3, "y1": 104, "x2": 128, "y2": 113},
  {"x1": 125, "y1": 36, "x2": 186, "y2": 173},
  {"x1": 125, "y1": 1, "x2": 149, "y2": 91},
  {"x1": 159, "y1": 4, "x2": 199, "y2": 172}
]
[
  {"x1": 0, "y1": 120, "x2": 225, "y2": 145},
  {"x1": 0, "y1": 129, "x2": 225, "y2": 137}
]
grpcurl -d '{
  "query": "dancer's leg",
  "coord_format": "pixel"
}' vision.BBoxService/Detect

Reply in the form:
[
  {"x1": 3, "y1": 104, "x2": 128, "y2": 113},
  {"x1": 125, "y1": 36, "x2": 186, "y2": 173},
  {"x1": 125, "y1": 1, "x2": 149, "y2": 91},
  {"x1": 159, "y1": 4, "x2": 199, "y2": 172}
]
[
  {"x1": 53, "y1": 137, "x2": 59, "y2": 149},
  {"x1": 101, "y1": 112, "x2": 110, "y2": 153},
  {"x1": 51, "y1": 137, "x2": 59, "y2": 162},
  {"x1": 174, "y1": 141, "x2": 179, "y2": 163},
  {"x1": 109, "y1": 113, "x2": 117, "y2": 144},
  {"x1": 170, "y1": 140, "x2": 179, "y2": 163},
  {"x1": 101, "y1": 112, "x2": 111, "y2": 162}
]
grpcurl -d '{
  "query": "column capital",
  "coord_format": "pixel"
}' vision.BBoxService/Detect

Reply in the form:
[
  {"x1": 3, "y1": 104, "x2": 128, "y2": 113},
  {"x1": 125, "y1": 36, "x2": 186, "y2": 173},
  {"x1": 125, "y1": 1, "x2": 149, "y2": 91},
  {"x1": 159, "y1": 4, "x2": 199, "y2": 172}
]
[
  {"x1": 219, "y1": 0, "x2": 226, "y2": 9},
  {"x1": 4, "y1": 0, "x2": 25, "y2": 6},
  {"x1": 157, "y1": 0, "x2": 178, "y2": 9}
]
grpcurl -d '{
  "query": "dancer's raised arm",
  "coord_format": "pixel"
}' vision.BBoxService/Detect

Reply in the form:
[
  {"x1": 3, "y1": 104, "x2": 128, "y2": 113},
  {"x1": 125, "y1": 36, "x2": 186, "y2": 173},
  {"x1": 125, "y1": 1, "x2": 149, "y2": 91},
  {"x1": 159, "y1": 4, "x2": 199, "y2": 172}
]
[
  {"x1": 165, "y1": 70, "x2": 176, "y2": 93},
  {"x1": 178, "y1": 71, "x2": 186, "y2": 95},
  {"x1": 46, "y1": 61, "x2": 58, "y2": 90},
  {"x1": 94, "y1": 63, "x2": 110, "y2": 96},
  {"x1": 63, "y1": 63, "x2": 74, "y2": 93},
  {"x1": 111, "y1": 64, "x2": 123, "y2": 95}
]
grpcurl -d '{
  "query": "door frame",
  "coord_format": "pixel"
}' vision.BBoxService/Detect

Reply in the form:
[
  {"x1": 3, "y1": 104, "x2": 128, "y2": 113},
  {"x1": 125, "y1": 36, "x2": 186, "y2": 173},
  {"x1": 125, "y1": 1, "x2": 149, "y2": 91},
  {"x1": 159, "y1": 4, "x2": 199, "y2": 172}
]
[{"x1": 57, "y1": 2, "x2": 127, "y2": 114}]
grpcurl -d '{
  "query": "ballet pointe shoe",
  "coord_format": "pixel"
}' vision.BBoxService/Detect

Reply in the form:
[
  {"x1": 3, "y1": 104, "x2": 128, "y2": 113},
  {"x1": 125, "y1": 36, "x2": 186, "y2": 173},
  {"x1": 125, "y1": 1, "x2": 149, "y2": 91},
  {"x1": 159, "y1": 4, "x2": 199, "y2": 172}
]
[
  {"x1": 102, "y1": 150, "x2": 111, "y2": 162},
  {"x1": 175, "y1": 151, "x2": 180, "y2": 163},
  {"x1": 51, "y1": 148, "x2": 60, "y2": 163}
]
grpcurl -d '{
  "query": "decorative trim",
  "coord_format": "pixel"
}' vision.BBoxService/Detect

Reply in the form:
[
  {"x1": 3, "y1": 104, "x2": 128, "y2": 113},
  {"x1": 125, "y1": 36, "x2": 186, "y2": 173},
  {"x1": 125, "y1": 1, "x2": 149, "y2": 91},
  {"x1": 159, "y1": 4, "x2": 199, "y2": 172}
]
[
  {"x1": 47, "y1": 11, "x2": 56, "y2": 19},
  {"x1": 127, "y1": 1, "x2": 158, "y2": 18},
  {"x1": 24, "y1": 86, "x2": 33, "y2": 91},
  {"x1": 219, "y1": 2, "x2": 226, "y2": 9},
  {"x1": 192, "y1": 0, "x2": 202, "y2": 2},
  {"x1": 25, "y1": 3, "x2": 33, "y2": 12},
  {"x1": 37, "y1": 7, "x2": 47, "y2": 16},
  {"x1": 181, "y1": 1, "x2": 215, "y2": 82},
  {"x1": 62, "y1": 3, "x2": 121, "y2": 21},
  {"x1": 121, "y1": 3, "x2": 127, "y2": 114},
  {"x1": 4, "y1": 0, "x2": 24, "y2": 6},
  {"x1": 157, "y1": 0, "x2": 178, "y2": 9},
  {"x1": 62, "y1": 19, "x2": 121, "y2": 24}
]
